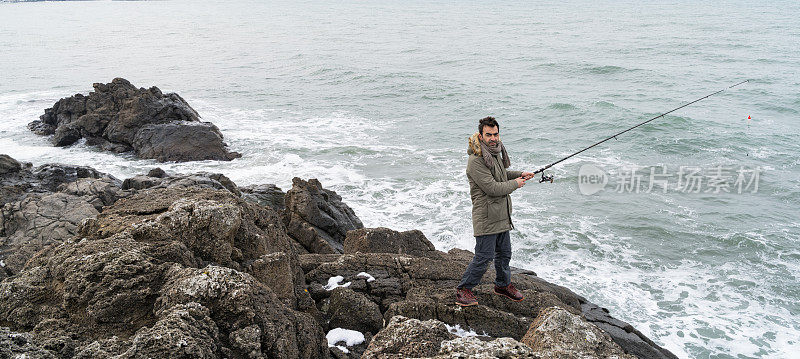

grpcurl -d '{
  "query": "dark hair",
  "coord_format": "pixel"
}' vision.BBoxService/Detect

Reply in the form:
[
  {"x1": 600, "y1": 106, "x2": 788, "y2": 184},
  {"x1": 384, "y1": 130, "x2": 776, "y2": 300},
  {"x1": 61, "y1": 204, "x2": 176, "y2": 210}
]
[{"x1": 478, "y1": 116, "x2": 499, "y2": 135}]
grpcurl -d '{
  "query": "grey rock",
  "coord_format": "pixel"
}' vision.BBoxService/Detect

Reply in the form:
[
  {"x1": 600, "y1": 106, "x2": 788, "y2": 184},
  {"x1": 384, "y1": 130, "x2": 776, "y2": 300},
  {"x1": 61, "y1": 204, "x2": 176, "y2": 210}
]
[
  {"x1": 344, "y1": 227, "x2": 441, "y2": 258},
  {"x1": 521, "y1": 306, "x2": 636, "y2": 359},
  {"x1": 581, "y1": 303, "x2": 678, "y2": 359},
  {"x1": 28, "y1": 78, "x2": 240, "y2": 162},
  {"x1": 156, "y1": 265, "x2": 328, "y2": 359},
  {"x1": 0, "y1": 327, "x2": 58, "y2": 359},
  {"x1": 147, "y1": 167, "x2": 166, "y2": 178},
  {"x1": 133, "y1": 121, "x2": 241, "y2": 162},
  {"x1": 437, "y1": 336, "x2": 536, "y2": 358},
  {"x1": 240, "y1": 183, "x2": 285, "y2": 211},
  {"x1": 328, "y1": 287, "x2": 383, "y2": 335},
  {"x1": 122, "y1": 171, "x2": 241, "y2": 196},
  {"x1": 114, "y1": 303, "x2": 220, "y2": 359},
  {"x1": 78, "y1": 187, "x2": 295, "y2": 271},
  {"x1": 0, "y1": 154, "x2": 22, "y2": 175},
  {"x1": 0, "y1": 192, "x2": 99, "y2": 275},
  {"x1": 285, "y1": 177, "x2": 363, "y2": 254},
  {"x1": 362, "y1": 315, "x2": 455, "y2": 359},
  {"x1": 249, "y1": 252, "x2": 315, "y2": 311}
]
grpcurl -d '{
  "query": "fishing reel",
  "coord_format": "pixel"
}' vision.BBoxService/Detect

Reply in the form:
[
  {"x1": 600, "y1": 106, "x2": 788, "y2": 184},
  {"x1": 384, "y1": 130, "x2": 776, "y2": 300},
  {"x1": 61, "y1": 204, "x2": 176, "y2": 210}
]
[{"x1": 539, "y1": 172, "x2": 554, "y2": 183}]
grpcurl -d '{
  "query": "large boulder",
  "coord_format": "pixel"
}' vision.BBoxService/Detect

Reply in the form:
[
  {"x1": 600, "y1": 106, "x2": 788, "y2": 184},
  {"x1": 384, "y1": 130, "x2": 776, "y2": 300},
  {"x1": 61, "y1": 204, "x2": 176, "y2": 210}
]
[
  {"x1": 362, "y1": 315, "x2": 455, "y2": 358},
  {"x1": 327, "y1": 287, "x2": 383, "y2": 335},
  {"x1": 521, "y1": 306, "x2": 636, "y2": 359},
  {"x1": 582, "y1": 303, "x2": 678, "y2": 359},
  {"x1": 0, "y1": 154, "x2": 22, "y2": 175},
  {"x1": 154, "y1": 265, "x2": 328, "y2": 359},
  {"x1": 284, "y1": 177, "x2": 364, "y2": 254},
  {"x1": 363, "y1": 315, "x2": 536, "y2": 359},
  {"x1": 0, "y1": 157, "x2": 126, "y2": 277},
  {"x1": 79, "y1": 187, "x2": 293, "y2": 271},
  {"x1": 240, "y1": 183, "x2": 286, "y2": 211},
  {"x1": 0, "y1": 192, "x2": 98, "y2": 275},
  {"x1": 27, "y1": 78, "x2": 240, "y2": 162}
]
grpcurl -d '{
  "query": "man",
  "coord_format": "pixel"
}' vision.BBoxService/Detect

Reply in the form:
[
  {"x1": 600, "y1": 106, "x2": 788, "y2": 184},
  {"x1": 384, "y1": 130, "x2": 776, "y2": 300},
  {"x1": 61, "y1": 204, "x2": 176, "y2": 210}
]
[{"x1": 455, "y1": 116, "x2": 534, "y2": 307}]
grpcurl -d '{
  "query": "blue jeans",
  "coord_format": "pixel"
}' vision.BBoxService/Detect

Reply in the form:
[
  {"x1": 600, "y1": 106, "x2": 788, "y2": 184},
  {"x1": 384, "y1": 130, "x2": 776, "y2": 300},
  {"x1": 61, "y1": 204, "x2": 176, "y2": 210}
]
[{"x1": 457, "y1": 231, "x2": 512, "y2": 289}]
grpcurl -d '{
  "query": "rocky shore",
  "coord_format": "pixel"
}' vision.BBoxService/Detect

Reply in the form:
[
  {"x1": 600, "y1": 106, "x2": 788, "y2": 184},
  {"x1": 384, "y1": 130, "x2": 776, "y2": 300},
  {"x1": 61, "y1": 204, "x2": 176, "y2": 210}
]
[{"x1": 0, "y1": 153, "x2": 677, "y2": 358}]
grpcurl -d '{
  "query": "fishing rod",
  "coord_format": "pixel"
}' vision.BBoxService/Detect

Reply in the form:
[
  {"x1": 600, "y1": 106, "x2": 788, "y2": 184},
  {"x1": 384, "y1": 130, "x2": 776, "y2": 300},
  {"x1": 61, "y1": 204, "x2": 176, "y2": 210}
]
[{"x1": 532, "y1": 80, "x2": 750, "y2": 183}]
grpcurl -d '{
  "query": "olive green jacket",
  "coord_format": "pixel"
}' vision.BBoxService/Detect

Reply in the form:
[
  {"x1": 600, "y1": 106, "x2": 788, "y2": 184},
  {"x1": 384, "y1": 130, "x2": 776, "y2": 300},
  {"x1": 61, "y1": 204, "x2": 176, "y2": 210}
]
[{"x1": 466, "y1": 146, "x2": 522, "y2": 237}]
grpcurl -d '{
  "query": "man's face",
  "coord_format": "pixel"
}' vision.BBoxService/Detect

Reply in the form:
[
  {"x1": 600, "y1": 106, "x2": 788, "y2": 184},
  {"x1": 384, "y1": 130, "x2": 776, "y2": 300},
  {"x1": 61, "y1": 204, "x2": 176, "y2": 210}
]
[{"x1": 480, "y1": 126, "x2": 499, "y2": 147}]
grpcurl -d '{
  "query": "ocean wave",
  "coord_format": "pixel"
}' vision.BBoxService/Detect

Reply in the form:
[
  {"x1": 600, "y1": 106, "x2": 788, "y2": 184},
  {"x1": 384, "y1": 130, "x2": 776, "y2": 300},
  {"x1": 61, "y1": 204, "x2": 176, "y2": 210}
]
[
  {"x1": 584, "y1": 65, "x2": 634, "y2": 75},
  {"x1": 546, "y1": 102, "x2": 579, "y2": 111}
]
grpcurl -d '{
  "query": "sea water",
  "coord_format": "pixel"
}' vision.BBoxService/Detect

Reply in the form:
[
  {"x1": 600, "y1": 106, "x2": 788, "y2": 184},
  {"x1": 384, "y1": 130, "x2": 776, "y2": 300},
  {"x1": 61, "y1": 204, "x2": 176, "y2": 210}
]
[{"x1": 1, "y1": 1, "x2": 798, "y2": 357}]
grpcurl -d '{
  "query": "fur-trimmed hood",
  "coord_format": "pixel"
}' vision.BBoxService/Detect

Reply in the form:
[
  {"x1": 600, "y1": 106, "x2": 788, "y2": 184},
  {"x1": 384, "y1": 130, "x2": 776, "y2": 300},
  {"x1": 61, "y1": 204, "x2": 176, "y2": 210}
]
[{"x1": 467, "y1": 132, "x2": 485, "y2": 156}]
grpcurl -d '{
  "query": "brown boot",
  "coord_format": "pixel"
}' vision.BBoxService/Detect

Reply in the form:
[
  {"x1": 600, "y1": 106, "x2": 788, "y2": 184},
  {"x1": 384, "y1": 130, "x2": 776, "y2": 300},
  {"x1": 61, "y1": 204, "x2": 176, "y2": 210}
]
[
  {"x1": 494, "y1": 283, "x2": 524, "y2": 301},
  {"x1": 455, "y1": 287, "x2": 478, "y2": 306}
]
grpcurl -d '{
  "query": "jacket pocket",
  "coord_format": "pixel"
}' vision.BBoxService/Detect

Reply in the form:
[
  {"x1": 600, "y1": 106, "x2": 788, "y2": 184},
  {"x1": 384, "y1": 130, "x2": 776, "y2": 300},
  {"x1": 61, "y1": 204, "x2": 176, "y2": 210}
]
[{"x1": 487, "y1": 197, "x2": 505, "y2": 223}]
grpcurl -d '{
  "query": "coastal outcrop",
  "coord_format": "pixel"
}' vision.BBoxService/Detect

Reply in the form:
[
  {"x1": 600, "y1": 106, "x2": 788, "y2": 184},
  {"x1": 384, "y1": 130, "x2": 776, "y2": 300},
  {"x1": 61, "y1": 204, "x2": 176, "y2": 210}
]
[
  {"x1": 0, "y1": 154, "x2": 676, "y2": 359},
  {"x1": 27, "y1": 78, "x2": 241, "y2": 162}
]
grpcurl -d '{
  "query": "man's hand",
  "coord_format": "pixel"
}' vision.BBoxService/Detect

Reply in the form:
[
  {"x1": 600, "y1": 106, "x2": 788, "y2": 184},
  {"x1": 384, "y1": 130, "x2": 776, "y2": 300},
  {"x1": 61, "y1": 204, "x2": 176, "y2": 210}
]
[
  {"x1": 515, "y1": 177, "x2": 527, "y2": 188},
  {"x1": 521, "y1": 172, "x2": 535, "y2": 180}
]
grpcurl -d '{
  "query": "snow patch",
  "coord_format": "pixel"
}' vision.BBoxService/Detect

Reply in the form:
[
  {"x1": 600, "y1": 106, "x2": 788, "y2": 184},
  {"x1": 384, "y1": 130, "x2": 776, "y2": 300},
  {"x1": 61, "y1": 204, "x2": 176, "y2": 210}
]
[
  {"x1": 445, "y1": 323, "x2": 489, "y2": 338},
  {"x1": 323, "y1": 275, "x2": 351, "y2": 291},
  {"x1": 356, "y1": 271, "x2": 375, "y2": 282},
  {"x1": 326, "y1": 328, "x2": 365, "y2": 354}
]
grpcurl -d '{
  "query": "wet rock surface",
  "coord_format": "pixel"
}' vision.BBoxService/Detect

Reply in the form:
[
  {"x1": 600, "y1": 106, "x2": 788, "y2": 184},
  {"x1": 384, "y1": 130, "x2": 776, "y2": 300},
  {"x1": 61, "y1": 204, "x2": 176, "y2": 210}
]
[
  {"x1": 0, "y1": 154, "x2": 676, "y2": 359},
  {"x1": 27, "y1": 78, "x2": 240, "y2": 162}
]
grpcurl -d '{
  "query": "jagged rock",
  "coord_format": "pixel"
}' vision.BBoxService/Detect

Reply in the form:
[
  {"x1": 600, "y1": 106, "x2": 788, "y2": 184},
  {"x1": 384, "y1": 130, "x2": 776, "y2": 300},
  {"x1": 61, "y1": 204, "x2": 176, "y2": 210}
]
[
  {"x1": 0, "y1": 158, "x2": 125, "y2": 277},
  {"x1": 27, "y1": 78, "x2": 240, "y2": 162},
  {"x1": 156, "y1": 265, "x2": 328, "y2": 358},
  {"x1": 122, "y1": 171, "x2": 241, "y2": 196},
  {"x1": 1, "y1": 160, "x2": 110, "y2": 206},
  {"x1": 362, "y1": 315, "x2": 455, "y2": 358},
  {"x1": 0, "y1": 236, "x2": 176, "y2": 340},
  {"x1": 111, "y1": 302, "x2": 220, "y2": 359},
  {"x1": 437, "y1": 336, "x2": 536, "y2": 358},
  {"x1": 521, "y1": 306, "x2": 636, "y2": 359},
  {"x1": 344, "y1": 227, "x2": 441, "y2": 259},
  {"x1": 249, "y1": 252, "x2": 315, "y2": 311},
  {"x1": 582, "y1": 302, "x2": 677, "y2": 359},
  {"x1": 0, "y1": 327, "x2": 58, "y2": 359},
  {"x1": 0, "y1": 154, "x2": 22, "y2": 175},
  {"x1": 284, "y1": 177, "x2": 363, "y2": 254},
  {"x1": 133, "y1": 121, "x2": 241, "y2": 162},
  {"x1": 240, "y1": 183, "x2": 285, "y2": 211},
  {"x1": 78, "y1": 187, "x2": 293, "y2": 271},
  {"x1": 147, "y1": 167, "x2": 166, "y2": 178},
  {"x1": 0, "y1": 234, "x2": 327, "y2": 358},
  {"x1": 327, "y1": 287, "x2": 383, "y2": 335},
  {"x1": 0, "y1": 192, "x2": 98, "y2": 275},
  {"x1": 57, "y1": 177, "x2": 128, "y2": 211}
]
